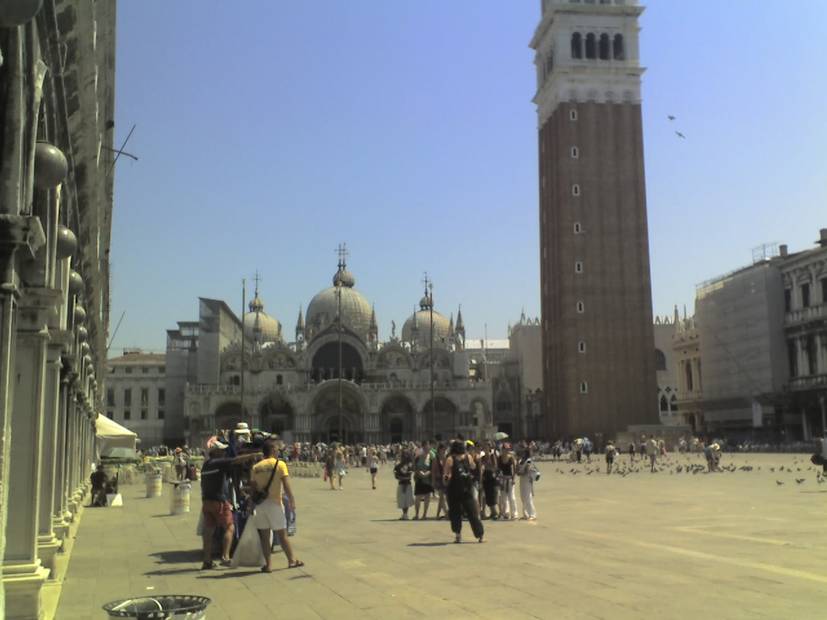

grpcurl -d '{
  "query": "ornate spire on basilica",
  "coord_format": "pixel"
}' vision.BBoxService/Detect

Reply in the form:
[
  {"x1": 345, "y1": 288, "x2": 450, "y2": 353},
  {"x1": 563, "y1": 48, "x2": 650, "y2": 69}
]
[
  {"x1": 455, "y1": 305, "x2": 465, "y2": 350},
  {"x1": 295, "y1": 305, "x2": 305, "y2": 349},
  {"x1": 368, "y1": 304, "x2": 378, "y2": 350}
]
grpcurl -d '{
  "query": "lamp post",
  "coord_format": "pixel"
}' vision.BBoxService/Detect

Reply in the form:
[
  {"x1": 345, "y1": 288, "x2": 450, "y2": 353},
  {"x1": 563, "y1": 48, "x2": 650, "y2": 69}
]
[
  {"x1": 337, "y1": 277, "x2": 343, "y2": 444},
  {"x1": 240, "y1": 278, "x2": 246, "y2": 426},
  {"x1": 428, "y1": 279, "x2": 435, "y2": 440}
]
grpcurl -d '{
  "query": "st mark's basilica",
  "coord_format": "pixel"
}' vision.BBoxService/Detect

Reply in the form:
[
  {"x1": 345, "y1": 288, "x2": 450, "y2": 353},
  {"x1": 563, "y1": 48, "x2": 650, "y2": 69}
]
[{"x1": 176, "y1": 254, "x2": 540, "y2": 446}]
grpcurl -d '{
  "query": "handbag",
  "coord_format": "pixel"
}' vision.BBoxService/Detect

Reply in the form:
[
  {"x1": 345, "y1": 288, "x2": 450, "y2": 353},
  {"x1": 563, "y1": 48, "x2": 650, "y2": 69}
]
[{"x1": 251, "y1": 458, "x2": 279, "y2": 505}]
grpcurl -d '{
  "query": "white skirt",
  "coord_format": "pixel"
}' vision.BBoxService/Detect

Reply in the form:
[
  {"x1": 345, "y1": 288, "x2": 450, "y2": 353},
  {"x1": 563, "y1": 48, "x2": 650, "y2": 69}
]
[{"x1": 396, "y1": 483, "x2": 414, "y2": 509}]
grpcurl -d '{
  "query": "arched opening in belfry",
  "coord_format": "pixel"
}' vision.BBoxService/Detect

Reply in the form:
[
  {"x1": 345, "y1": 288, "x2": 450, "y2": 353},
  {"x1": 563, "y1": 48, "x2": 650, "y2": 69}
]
[
  {"x1": 311, "y1": 341, "x2": 364, "y2": 383},
  {"x1": 585, "y1": 33, "x2": 597, "y2": 59},
  {"x1": 571, "y1": 32, "x2": 583, "y2": 59},
  {"x1": 659, "y1": 394, "x2": 669, "y2": 413},
  {"x1": 599, "y1": 33, "x2": 610, "y2": 60},
  {"x1": 613, "y1": 34, "x2": 625, "y2": 60}
]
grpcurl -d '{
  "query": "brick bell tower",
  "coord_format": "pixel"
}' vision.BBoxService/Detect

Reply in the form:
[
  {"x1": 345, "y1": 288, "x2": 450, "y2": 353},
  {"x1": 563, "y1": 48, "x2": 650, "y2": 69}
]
[{"x1": 530, "y1": 0, "x2": 659, "y2": 439}]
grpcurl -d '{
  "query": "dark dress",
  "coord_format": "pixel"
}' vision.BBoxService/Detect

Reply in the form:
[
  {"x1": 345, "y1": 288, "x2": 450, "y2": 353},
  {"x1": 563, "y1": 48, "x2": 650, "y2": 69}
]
[{"x1": 447, "y1": 456, "x2": 484, "y2": 540}]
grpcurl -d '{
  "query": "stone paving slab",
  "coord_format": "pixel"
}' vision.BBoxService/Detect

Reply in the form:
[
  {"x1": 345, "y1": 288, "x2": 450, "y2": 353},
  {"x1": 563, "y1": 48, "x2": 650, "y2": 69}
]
[{"x1": 55, "y1": 453, "x2": 827, "y2": 619}]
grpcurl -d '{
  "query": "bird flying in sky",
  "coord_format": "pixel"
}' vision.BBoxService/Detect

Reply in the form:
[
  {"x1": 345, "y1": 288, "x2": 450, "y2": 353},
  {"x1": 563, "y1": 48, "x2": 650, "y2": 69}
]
[
  {"x1": 667, "y1": 115, "x2": 676, "y2": 121},
  {"x1": 675, "y1": 131, "x2": 686, "y2": 139}
]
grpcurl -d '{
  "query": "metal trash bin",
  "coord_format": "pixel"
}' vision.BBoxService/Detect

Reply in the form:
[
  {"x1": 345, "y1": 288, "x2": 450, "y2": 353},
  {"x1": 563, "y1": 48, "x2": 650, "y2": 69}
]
[
  {"x1": 103, "y1": 595, "x2": 211, "y2": 620},
  {"x1": 145, "y1": 472, "x2": 163, "y2": 498},
  {"x1": 170, "y1": 482, "x2": 191, "y2": 515}
]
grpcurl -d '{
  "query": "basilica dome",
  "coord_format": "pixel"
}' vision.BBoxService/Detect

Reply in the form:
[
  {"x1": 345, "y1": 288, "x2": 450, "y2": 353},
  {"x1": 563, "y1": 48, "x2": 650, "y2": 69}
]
[
  {"x1": 402, "y1": 307, "x2": 452, "y2": 349},
  {"x1": 306, "y1": 266, "x2": 373, "y2": 340},
  {"x1": 243, "y1": 294, "x2": 282, "y2": 344}
]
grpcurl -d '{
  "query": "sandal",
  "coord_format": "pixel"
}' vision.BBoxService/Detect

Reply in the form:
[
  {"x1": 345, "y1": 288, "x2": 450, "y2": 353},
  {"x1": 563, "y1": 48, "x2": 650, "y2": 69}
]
[
  {"x1": 288, "y1": 559, "x2": 305, "y2": 569},
  {"x1": 261, "y1": 565, "x2": 272, "y2": 573}
]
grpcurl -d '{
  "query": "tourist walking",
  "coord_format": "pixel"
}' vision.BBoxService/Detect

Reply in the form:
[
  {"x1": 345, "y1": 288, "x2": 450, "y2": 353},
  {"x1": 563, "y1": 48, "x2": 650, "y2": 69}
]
[
  {"x1": 250, "y1": 441, "x2": 303, "y2": 572},
  {"x1": 646, "y1": 436, "x2": 658, "y2": 472},
  {"x1": 334, "y1": 446, "x2": 347, "y2": 490},
  {"x1": 366, "y1": 448, "x2": 379, "y2": 490},
  {"x1": 442, "y1": 440, "x2": 485, "y2": 543},
  {"x1": 394, "y1": 450, "x2": 415, "y2": 520},
  {"x1": 605, "y1": 440, "x2": 618, "y2": 475},
  {"x1": 517, "y1": 447, "x2": 537, "y2": 520},
  {"x1": 324, "y1": 448, "x2": 336, "y2": 490},
  {"x1": 413, "y1": 441, "x2": 433, "y2": 520},
  {"x1": 498, "y1": 444, "x2": 518, "y2": 520}
]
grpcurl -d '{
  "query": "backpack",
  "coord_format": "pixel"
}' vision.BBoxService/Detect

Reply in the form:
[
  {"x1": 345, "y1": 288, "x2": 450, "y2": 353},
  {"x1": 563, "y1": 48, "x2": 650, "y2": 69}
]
[{"x1": 453, "y1": 457, "x2": 474, "y2": 493}]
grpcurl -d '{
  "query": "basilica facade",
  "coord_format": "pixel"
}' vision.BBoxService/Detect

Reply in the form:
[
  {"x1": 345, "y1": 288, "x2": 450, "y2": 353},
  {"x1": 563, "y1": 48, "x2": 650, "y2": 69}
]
[{"x1": 180, "y1": 260, "x2": 503, "y2": 446}]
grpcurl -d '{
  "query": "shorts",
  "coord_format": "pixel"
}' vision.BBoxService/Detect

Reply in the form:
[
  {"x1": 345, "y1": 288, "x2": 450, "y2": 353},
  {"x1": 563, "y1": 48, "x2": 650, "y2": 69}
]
[
  {"x1": 252, "y1": 498, "x2": 287, "y2": 531},
  {"x1": 370, "y1": 467, "x2": 378, "y2": 474},
  {"x1": 202, "y1": 500, "x2": 233, "y2": 529}
]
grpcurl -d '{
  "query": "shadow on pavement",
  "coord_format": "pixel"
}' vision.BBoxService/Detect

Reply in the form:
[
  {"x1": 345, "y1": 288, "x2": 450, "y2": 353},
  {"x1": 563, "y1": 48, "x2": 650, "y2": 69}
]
[
  {"x1": 407, "y1": 542, "x2": 452, "y2": 547},
  {"x1": 143, "y1": 567, "x2": 200, "y2": 576},
  {"x1": 197, "y1": 570, "x2": 270, "y2": 579},
  {"x1": 149, "y1": 549, "x2": 203, "y2": 563}
]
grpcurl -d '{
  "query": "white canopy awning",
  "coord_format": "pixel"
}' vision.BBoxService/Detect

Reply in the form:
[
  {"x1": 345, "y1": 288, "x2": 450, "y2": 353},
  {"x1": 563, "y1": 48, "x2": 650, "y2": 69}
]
[{"x1": 96, "y1": 414, "x2": 137, "y2": 455}]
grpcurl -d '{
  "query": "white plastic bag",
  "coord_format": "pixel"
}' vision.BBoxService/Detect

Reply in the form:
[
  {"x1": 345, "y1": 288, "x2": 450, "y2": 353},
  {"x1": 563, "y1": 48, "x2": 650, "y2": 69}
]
[{"x1": 231, "y1": 518, "x2": 266, "y2": 567}]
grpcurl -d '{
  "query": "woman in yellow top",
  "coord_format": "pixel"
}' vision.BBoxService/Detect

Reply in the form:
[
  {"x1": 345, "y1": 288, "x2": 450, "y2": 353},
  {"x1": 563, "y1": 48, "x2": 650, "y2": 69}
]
[{"x1": 250, "y1": 442, "x2": 303, "y2": 572}]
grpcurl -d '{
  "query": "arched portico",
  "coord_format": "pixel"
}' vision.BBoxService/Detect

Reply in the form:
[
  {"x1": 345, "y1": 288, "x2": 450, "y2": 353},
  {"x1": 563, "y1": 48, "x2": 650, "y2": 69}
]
[
  {"x1": 213, "y1": 400, "x2": 245, "y2": 432},
  {"x1": 310, "y1": 381, "x2": 366, "y2": 443},
  {"x1": 422, "y1": 396, "x2": 458, "y2": 441},
  {"x1": 380, "y1": 394, "x2": 416, "y2": 442},
  {"x1": 258, "y1": 392, "x2": 296, "y2": 436}
]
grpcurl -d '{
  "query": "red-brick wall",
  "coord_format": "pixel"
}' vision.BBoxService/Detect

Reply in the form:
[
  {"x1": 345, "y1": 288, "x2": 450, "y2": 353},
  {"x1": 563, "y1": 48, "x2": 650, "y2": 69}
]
[{"x1": 539, "y1": 101, "x2": 659, "y2": 438}]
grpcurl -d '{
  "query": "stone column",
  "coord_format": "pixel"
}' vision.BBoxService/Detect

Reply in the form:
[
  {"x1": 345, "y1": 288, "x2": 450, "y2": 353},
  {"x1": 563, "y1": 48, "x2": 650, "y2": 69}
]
[
  {"x1": 801, "y1": 409, "x2": 810, "y2": 441},
  {"x1": 52, "y1": 367, "x2": 71, "y2": 540},
  {"x1": 37, "y1": 337, "x2": 70, "y2": 576},
  {"x1": 2, "y1": 287, "x2": 60, "y2": 618},
  {"x1": 0, "y1": 216, "x2": 46, "y2": 619},
  {"x1": 819, "y1": 395, "x2": 826, "y2": 437},
  {"x1": 796, "y1": 337, "x2": 807, "y2": 376}
]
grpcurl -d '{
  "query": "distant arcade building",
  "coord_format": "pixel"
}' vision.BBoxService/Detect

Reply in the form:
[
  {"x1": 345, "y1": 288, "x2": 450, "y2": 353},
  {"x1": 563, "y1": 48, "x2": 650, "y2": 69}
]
[{"x1": 530, "y1": 0, "x2": 658, "y2": 437}]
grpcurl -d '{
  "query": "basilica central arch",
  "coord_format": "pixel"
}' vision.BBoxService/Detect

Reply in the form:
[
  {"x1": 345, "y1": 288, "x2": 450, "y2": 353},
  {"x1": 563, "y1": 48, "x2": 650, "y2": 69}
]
[
  {"x1": 380, "y1": 394, "x2": 416, "y2": 443},
  {"x1": 258, "y1": 392, "x2": 295, "y2": 436},
  {"x1": 310, "y1": 381, "x2": 366, "y2": 443},
  {"x1": 310, "y1": 341, "x2": 365, "y2": 383},
  {"x1": 422, "y1": 396, "x2": 458, "y2": 440}
]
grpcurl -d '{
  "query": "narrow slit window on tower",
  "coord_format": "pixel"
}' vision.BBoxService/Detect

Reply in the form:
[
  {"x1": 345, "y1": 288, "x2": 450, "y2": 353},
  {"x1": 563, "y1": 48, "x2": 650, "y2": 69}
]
[
  {"x1": 578, "y1": 340, "x2": 586, "y2": 353},
  {"x1": 573, "y1": 222, "x2": 582, "y2": 234},
  {"x1": 571, "y1": 146, "x2": 579, "y2": 159},
  {"x1": 613, "y1": 34, "x2": 625, "y2": 60},
  {"x1": 572, "y1": 184, "x2": 581, "y2": 196},
  {"x1": 580, "y1": 381, "x2": 589, "y2": 394},
  {"x1": 585, "y1": 33, "x2": 597, "y2": 59},
  {"x1": 576, "y1": 301, "x2": 585, "y2": 313},
  {"x1": 569, "y1": 108, "x2": 578, "y2": 121},
  {"x1": 599, "y1": 33, "x2": 610, "y2": 60},
  {"x1": 575, "y1": 261, "x2": 583, "y2": 274},
  {"x1": 571, "y1": 32, "x2": 583, "y2": 59}
]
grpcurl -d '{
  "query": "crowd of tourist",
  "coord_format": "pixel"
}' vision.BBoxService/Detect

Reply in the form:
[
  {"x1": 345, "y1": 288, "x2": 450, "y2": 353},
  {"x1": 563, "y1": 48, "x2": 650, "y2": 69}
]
[{"x1": 142, "y1": 423, "x2": 827, "y2": 572}]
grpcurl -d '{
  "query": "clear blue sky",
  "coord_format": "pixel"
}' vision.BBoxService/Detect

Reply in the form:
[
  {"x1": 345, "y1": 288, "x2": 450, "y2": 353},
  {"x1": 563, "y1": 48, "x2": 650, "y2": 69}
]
[{"x1": 110, "y1": 1, "x2": 827, "y2": 353}]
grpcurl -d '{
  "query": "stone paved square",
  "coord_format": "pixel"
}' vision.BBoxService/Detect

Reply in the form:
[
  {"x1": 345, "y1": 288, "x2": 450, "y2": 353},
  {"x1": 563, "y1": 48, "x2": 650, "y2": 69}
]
[{"x1": 55, "y1": 453, "x2": 827, "y2": 619}]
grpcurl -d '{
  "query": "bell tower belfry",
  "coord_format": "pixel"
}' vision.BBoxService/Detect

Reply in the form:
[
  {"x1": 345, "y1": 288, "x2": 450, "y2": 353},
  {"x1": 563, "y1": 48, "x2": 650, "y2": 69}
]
[{"x1": 531, "y1": 0, "x2": 658, "y2": 438}]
